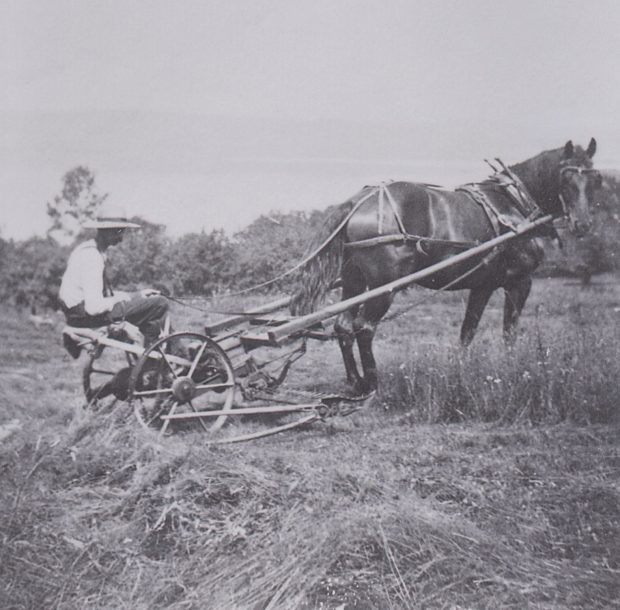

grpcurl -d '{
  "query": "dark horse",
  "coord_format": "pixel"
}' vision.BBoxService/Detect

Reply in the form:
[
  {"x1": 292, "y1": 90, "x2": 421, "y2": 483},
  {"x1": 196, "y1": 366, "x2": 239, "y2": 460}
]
[{"x1": 291, "y1": 139, "x2": 602, "y2": 394}]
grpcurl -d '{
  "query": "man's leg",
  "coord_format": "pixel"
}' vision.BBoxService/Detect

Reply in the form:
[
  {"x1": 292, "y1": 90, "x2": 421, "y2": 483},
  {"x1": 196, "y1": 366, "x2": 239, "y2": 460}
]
[{"x1": 110, "y1": 295, "x2": 169, "y2": 346}]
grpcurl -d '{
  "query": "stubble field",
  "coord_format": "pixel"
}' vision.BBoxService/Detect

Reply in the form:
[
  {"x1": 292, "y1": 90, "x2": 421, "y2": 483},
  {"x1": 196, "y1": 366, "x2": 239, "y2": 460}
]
[{"x1": 1, "y1": 275, "x2": 619, "y2": 609}]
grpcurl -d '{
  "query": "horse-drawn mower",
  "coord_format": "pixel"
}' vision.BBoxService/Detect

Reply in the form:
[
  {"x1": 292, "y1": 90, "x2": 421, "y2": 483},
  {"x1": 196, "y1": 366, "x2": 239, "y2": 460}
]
[
  {"x1": 62, "y1": 211, "x2": 553, "y2": 443},
  {"x1": 63, "y1": 304, "x2": 363, "y2": 444},
  {"x1": 61, "y1": 139, "x2": 603, "y2": 442}
]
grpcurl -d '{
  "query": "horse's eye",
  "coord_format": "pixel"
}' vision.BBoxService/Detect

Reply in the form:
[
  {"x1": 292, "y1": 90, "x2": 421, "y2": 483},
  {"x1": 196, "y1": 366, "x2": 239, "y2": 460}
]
[{"x1": 561, "y1": 168, "x2": 578, "y2": 179}]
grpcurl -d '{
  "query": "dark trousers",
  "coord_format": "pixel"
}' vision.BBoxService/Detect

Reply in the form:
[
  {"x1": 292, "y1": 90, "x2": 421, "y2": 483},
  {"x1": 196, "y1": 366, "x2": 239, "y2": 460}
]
[{"x1": 63, "y1": 295, "x2": 169, "y2": 345}]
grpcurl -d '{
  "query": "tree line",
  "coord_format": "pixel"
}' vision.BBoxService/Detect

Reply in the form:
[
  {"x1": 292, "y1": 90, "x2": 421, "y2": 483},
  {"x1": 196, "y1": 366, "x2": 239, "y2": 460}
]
[
  {"x1": 0, "y1": 166, "x2": 329, "y2": 309},
  {"x1": 2, "y1": 166, "x2": 620, "y2": 310}
]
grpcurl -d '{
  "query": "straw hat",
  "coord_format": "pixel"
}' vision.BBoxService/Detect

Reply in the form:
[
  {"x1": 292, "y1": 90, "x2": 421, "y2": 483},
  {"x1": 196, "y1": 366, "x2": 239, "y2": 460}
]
[{"x1": 83, "y1": 204, "x2": 141, "y2": 229}]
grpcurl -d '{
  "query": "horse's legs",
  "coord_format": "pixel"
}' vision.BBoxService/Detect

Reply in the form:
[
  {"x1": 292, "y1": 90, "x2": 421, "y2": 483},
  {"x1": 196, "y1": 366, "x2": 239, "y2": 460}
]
[
  {"x1": 503, "y1": 276, "x2": 532, "y2": 344},
  {"x1": 460, "y1": 287, "x2": 494, "y2": 346},
  {"x1": 335, "y1": 307, "x2": 363, "y2": 387},
  {"x1": 354, "y1": 293, "x2": 394, "y2": 393},
  {"x1": 334, "y1": 265, "x2": 366, "y2": 388}
]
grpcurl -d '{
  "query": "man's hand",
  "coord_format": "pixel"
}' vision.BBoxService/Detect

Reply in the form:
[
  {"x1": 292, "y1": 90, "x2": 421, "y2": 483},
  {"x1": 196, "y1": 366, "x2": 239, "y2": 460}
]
[{"x1": 140, "y1": 288, "x2": 161, "y2": 298}]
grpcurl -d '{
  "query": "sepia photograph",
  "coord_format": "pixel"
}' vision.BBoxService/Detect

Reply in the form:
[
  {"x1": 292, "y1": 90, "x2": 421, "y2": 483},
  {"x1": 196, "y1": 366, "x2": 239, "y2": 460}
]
[{"x1": 1, "y1": 1, "x2": 619, "y2": 608}]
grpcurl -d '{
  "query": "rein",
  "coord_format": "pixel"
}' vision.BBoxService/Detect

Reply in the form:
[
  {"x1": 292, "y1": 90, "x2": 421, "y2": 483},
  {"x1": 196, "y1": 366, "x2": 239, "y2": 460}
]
[
  {"x1": 162, "y1": 187, "x2": 388, "y2": 315},
  {"x1": 164, "y1": 294, "x2": 291, "y2": 318},
  {"x1": 168, "y1": 184, "x2": 383, "y2": 305}
]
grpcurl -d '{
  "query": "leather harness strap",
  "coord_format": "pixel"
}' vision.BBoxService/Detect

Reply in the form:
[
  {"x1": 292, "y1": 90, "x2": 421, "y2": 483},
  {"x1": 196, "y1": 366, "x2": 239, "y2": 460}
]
[
  {"x1": 346, "y1": 182, "x2": 480, "y2": 251},
  {"x1": 457, "y1": 163, "x2": 544, "y2": 236},
  {"x1": 492, "y1": 158, "x2": 542, "y2": 218},
  {"x1": 455, "y1": 184, "x2": 505, "y2": 235}
]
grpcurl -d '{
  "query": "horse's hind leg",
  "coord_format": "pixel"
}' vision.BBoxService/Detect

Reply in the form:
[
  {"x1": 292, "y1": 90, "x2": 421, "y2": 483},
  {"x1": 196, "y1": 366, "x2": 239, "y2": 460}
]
[
  {"x1": 354, "y1": 293, "x2": 393, "y2": 394},
  {"x1": 460, "y1": 287, "x2": 494, "y2": 346},
  {"x1": 334, "y1": 266, "x2": 366, "y2": 389},
  {"x1": 503, "y1": 276, "x2": 532, "y2": 344},
  {"x1": 335, "y1": 307, "x2": 363, "y2": 388}
]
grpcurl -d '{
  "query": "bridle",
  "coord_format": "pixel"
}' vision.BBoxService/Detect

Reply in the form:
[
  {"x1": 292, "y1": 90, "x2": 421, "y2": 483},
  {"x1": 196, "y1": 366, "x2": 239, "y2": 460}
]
[{"x1": 557, "y1": 164, "x2": 601, "y2": 217}]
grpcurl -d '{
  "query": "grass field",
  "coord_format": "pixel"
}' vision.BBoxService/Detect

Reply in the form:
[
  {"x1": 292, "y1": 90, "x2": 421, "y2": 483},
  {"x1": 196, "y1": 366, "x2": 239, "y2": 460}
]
[{"x1": 1, "y1": 275, "x2": 619, "y2": 609}]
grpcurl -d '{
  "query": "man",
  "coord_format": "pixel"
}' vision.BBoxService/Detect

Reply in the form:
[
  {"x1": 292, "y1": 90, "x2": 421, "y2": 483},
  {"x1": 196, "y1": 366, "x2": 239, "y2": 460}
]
[{"x1": 59, "y1": 204, "x2": 169, "y2": 348}]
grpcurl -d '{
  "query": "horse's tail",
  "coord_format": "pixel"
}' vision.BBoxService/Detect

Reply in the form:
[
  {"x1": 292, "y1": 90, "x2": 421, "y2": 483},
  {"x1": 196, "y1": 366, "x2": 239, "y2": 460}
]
[{"x1": 289, "y1": 200, "x2": 356, "y2": 315}]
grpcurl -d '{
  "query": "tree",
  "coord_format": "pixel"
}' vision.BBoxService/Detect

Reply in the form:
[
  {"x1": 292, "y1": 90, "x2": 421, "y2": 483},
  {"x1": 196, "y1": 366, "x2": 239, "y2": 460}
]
[
  {"x1": 165, "y1": 230, "x2": 237, "y2": 296},
  {"x1": 231, "y1": 209, "x2": 326, "y2": 289},
  {"x1": 0, "y1": 236, "x2": 69, "y2": 309},
  {"x1": 47, "y1": 166, "x2": 108, "y2": 242}
]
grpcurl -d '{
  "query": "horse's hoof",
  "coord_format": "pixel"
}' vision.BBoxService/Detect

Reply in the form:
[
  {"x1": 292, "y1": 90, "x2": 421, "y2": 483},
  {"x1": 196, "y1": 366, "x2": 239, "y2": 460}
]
[{"x1": 353, "y1": 380, "x2": 376, "y2": 396}]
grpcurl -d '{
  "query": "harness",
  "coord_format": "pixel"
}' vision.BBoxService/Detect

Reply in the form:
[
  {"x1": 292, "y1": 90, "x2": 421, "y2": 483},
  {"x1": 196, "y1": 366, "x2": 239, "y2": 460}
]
[
  {"x1": 456, "y1": 165, "x2": 543, "y2": 236},
  {"x1": 557, "y1": 164, "x2": 600, "y2": 216},
  {"x1": 345, "y1": 163, "x2": 544, "y2": 252},
  {"x1": 345, "y1": 182, "x2": 479, "y2": 252}
]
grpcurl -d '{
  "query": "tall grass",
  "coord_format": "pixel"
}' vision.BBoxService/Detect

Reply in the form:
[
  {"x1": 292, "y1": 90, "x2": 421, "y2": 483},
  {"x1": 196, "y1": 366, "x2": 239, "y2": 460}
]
[{"x1": 379, "y1": 286, "x2": 620, "y2": 426}]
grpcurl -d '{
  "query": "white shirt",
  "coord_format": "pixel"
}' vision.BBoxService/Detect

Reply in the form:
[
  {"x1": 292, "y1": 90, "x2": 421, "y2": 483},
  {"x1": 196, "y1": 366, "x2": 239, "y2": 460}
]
[{"x1": 59, "y1": 240, "x2": 121, "y2": 315}]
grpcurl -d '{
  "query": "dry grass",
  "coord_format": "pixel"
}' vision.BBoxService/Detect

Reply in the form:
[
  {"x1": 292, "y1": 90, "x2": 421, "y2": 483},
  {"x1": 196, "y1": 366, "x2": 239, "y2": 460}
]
[{"x1": 1, "y1": 276, "x2": 619, "y2": 609}]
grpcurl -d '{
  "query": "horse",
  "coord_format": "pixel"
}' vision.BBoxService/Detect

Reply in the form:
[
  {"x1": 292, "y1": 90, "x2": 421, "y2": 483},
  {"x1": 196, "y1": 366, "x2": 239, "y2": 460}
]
[{"x1": 290, "y1": 139, "x2": 602, "y2": 394}]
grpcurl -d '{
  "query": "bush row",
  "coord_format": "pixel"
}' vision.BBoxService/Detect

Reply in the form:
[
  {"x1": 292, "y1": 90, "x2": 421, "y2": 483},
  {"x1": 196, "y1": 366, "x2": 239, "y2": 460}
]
[{"x1": 0, "y1": 209, "x2": 326, "y2": 309}]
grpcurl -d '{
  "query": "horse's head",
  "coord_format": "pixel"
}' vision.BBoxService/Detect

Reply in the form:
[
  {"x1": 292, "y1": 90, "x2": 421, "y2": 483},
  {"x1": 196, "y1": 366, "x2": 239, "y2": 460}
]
[{"x1": 558, "y1": 138, "x2": 602, "y2": 237}]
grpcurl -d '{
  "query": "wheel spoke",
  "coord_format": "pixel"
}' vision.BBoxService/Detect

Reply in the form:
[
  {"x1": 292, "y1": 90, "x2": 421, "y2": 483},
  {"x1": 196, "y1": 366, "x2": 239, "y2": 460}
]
[
  {"x1": 157, "y1": 346, "x2": 179, "y2": 378},
  {"x1": 194, "y1": 381, "x2": 235, "y2": 391},
  {"x1": 132, "y1": 387, "x2": 175, "y2": 397},
  {"x1": 158, "y1": 400, "x2": 178, "y2": 437},
  {"x1": 187, "y1": 399, "x2": 210, "y2": 433},
  {"x1": 188, "y1": 341, "x2": 208, "y2": 378}
]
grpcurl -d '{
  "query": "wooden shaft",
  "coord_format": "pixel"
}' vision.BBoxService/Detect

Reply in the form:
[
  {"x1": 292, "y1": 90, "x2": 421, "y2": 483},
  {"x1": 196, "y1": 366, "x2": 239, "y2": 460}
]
[
  {"x1": 268, "y1": 215, "x2": 553, "y2": 344},
  {"x1": 161, "y1": 402, "x2": 320, "y2": 420}
]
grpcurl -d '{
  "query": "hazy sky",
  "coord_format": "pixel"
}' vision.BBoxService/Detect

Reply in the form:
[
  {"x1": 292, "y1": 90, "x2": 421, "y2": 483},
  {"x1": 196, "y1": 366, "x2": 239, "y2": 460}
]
[{"x1": 2, "y1": 0, "x2": 620, "y2": 239}]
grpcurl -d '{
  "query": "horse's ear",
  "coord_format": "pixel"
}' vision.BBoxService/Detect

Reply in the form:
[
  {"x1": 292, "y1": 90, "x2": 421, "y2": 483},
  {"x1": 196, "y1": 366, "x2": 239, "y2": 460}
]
[
  {"x1": 563, "y1": 140, "x2": 574, "y2": 159},
  {"x1": 586, "y1": 137, "x2": 597, "y2": 158}
]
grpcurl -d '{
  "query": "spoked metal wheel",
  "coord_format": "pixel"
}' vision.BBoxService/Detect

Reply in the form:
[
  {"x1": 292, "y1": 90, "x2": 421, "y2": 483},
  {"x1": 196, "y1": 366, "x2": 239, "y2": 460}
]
[
  {"x1": 128, "y1": 332, "x2": 236, "y2": 436},
  {"x1": 82, "y1": 345, "x2": 137, "y2": 412}
]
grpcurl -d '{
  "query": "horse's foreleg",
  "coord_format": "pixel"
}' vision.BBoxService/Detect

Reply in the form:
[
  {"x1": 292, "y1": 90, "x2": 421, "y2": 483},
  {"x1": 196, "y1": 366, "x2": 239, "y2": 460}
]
[
  {"x1": 503, "y1": 276, "x2": 532, "y2": 344},
  {"x1": 354, "y1": 293, "x2": 393, "y2": 394},
  {"x1": 334, "y1": 309, "x2": 363, "y2": 388},
  {"x1": 460, "y1": 287, "x2": 494, "y2": 346}
]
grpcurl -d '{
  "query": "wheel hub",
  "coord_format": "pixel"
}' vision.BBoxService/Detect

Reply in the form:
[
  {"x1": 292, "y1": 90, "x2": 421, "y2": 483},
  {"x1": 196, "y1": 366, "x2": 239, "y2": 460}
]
[{"x1": 171, "y1": 376, "x2": 196, "y2": 402}]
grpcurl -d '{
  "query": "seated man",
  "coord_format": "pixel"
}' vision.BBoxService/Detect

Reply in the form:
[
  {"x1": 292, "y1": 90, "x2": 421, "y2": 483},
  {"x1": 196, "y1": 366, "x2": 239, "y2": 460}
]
[{"x1": 59, "y1": 203, "x2": 170, "y2": 352}]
